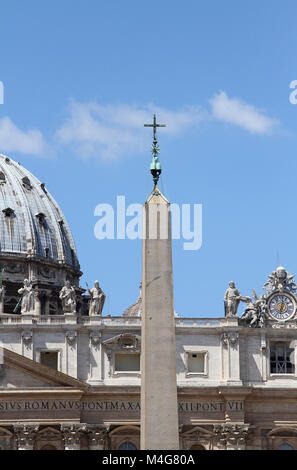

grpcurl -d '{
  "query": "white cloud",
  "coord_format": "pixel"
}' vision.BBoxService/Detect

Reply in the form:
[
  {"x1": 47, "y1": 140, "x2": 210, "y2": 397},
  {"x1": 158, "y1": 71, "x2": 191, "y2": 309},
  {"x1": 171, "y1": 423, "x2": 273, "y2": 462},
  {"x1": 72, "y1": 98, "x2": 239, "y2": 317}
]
[
  {"x1": 0, "y1": 117, "x2": 47, "y2": 155},
  {"x1": 56, "y1": 101, "x2": 208, "y2": 160},
  {"x1": 0, "y1": 92, "x2": 279, "y2": 160},
  {"x1": 209, "y1": 91, "x2": 279, "y2": 134}
]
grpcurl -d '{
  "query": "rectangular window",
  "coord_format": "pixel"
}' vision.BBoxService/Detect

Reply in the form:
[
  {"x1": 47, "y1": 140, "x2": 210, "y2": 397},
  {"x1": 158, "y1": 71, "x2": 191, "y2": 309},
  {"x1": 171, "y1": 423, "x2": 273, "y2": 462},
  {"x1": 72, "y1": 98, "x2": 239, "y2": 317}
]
[
  {"x1": 270, "y1": 342, "x2": 295, "y2": 374},
  {"x1": 114, "y1": 353, "x2": 140, "y2": 372},
  {"x1": 187, "y1": 352, "x2": 206, "y2": 374},
  {"x1": 40, "y1": 351, "x2": 58, "y2": 371}
]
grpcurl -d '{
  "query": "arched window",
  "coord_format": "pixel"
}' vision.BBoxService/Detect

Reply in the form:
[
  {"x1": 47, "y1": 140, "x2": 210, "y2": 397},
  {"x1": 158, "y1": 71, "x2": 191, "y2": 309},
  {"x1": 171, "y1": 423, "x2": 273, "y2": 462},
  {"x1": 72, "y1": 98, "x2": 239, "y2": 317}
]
[
  {"x1": 0, "y1": 172, "x2": 6, "y2": 183},
  {"x1": 276, "y1": 443, "x2": 294, "y2": 450},
  {"x1": 36, "y1": 212, "x2": 46, "y2": 225},
  {"x1": 118, "y1": 442, "x2": 137, "y2": 450},
  {"x1": 22, "y1": 177, "x2": 32, "y2": 190},
  {"x1": 190, "y1": 444, "x2": 205, "y2": 450},
  {"x1": 2, "y1": 207, "x2": 14, "y2": 217}
]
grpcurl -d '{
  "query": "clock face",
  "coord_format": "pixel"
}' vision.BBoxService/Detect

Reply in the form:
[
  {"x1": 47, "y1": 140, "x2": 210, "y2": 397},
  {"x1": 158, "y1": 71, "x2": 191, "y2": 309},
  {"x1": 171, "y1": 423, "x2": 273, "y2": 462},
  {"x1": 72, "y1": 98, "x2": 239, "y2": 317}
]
[{"x1": 268, "y1": 293, "x2": 296, "y2": 321}]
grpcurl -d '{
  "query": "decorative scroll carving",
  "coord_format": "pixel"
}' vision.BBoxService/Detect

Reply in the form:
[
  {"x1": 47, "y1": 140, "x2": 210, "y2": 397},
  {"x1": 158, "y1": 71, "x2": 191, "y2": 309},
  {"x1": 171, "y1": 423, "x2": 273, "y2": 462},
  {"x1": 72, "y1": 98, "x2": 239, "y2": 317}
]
[
  {"x1": 37, "y1": 267, "x2": 55, "y2": 279},
  {"x1": 21, "y1": 330, "x2": 33, "y2": 345},
  {"x1": 263, "y1": 266, "x2": 297, "y2": 294},
  {"x1": 221, "y1": 332, "x2": 239, "y2": 347},
  {"x1": 90, "y1": 331, "x2": 101, "y2": 346},
  {"x1": 213, "y1": 424, "x2": 250, "y2": 449},
  {"x1": 65, "y1": 330, "x2": 77, "y2": 345},
  {"x1": 60, "y1": 423, "x2": 86, "y2": 450},
  {"x1": 85, "y1": 425, "x2": 108, "y2": 450},
  {"x1": 14, "y1": 424, "x2": 39, "y2": 450},
  {"x1": 4, "y1": 264, "x2": 25, "y2": 274}
]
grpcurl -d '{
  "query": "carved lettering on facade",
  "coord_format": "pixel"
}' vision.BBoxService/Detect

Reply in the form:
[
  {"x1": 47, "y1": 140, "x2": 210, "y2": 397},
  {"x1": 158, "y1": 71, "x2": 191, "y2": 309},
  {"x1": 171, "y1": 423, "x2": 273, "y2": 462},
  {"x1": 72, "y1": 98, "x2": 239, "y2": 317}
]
[{"x1": 0, "y1": 399, "x2": 244, "y2": 413}]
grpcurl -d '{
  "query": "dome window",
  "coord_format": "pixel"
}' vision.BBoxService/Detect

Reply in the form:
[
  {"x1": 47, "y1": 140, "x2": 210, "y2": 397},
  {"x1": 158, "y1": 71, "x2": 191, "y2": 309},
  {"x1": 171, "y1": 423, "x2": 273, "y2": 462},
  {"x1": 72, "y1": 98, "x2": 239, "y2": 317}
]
[
  {"x1": 0, "y1": 172, "x2": 6, "y2": 183},
  {"x1": 36, "y1": 212, "x2": 46, "y2": 224},
  {"x1": 22, "y1": 177, "x2": 32, "y2": 190},
  {"x1": 2, "y1": 207, "x2": 15, "y2": 217}
]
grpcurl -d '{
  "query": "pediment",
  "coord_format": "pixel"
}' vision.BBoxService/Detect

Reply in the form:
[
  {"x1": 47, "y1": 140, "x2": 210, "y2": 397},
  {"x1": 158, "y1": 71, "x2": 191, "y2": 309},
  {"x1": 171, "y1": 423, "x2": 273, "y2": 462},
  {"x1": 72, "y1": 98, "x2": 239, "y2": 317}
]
[
  {"x1": 181, "y1": 425, "x2": 214, "y2": 439},
  {"x1": 102, "y1": 334, "x2": 141, "y2": 352},
  {"x1": 0, "y1": 348, "x2": 88, "y2": 390}
]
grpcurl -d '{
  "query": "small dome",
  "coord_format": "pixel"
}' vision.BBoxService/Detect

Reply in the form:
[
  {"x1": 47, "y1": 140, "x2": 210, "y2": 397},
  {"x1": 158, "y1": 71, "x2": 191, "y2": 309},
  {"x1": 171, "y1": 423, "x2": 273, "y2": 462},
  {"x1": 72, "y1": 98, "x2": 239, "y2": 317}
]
[
  {"x1": 276, "y1": 266, "x2": 286, "y2": 271},
  {"x1": 0, "y1": 154, "x2": 79, "y2": 268},
  {"x1": 122, "y1": 283, "x2": 142, "y2": 317}
]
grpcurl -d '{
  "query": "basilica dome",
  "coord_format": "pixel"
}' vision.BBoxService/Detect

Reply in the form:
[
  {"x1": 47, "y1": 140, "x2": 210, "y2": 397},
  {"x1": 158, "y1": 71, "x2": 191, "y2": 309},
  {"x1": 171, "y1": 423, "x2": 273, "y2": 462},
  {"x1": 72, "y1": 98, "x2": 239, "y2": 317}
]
[
  {"x1": 0, "y1": 153, "x2": 79, "y2": 268},
  {"x1": 0, "y1": 154, "x2": 84, "y2": 315}
]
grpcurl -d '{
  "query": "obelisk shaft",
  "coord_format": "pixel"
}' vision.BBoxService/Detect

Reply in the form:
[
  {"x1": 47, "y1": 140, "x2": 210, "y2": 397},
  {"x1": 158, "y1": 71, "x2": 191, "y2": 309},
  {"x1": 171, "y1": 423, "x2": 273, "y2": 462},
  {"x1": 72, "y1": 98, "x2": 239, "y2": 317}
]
[{"x1": 140, "y1": 193, "x2": 179, "y2": 450}]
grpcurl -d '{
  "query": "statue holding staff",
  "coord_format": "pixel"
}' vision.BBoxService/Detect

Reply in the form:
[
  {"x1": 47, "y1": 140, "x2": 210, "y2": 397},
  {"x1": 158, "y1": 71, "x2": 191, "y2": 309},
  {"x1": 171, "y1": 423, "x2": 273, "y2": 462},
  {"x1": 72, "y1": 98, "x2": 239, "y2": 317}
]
[
  {"x1": 17, "y1": 279, "x2": 34, "y2": 314},
  {"x1": 224, "y1": 281, "x2": 242, "y2": 317},
  {"x1": 87, "y1": 280, "x2": 106, "y2": 316}
]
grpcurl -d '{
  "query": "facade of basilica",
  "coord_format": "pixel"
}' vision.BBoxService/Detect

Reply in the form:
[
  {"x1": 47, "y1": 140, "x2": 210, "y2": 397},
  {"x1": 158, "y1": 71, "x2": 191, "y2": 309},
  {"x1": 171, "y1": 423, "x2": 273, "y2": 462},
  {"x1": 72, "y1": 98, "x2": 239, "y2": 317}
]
[{"x1": 0, "y1": 154, "x2": 297, "y2": 450}]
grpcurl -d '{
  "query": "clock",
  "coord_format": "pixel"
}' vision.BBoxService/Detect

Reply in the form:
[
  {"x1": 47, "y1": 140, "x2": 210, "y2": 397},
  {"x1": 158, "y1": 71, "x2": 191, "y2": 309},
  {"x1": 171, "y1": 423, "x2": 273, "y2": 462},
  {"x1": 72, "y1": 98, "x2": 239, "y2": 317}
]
[{"x1": 267, "y1": 293, "x2": 296, "y2": 321}]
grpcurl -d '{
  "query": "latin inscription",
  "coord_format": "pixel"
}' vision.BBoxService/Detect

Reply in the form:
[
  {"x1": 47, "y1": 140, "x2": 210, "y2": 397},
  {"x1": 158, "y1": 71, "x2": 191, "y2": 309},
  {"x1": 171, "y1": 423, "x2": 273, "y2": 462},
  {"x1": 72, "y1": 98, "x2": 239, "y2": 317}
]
[{"x1": 0, "y1": 400, "x2": 243, "y2": 412}]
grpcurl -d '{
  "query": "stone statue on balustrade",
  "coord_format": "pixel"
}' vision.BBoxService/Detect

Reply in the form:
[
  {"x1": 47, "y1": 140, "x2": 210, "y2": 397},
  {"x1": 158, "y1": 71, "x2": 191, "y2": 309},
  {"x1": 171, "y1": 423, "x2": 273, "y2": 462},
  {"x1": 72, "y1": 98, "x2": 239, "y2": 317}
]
[
  {"x1": 59, "y1": 280, "x2": 76, "y2": 315},
  {"x1": 224, "y1": 281, "x2": 242, "y2": 317},
  {"x1": 241, "y1": 289, "x2": 268, "y2": 328},
  {"x1": 17, "y1": 279, "x2": 35, "y2": 314},
  {"x1": 87, "y1": 280, "x2": 106, "y2": 316}
]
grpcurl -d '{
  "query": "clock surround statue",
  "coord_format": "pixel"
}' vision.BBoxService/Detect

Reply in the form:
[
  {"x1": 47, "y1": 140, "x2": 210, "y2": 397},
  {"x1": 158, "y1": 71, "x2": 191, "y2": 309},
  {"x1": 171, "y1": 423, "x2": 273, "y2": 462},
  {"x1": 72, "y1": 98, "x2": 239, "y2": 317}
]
[{"x1": 240, "y1": 266, "x2": 297, "y2": 327}]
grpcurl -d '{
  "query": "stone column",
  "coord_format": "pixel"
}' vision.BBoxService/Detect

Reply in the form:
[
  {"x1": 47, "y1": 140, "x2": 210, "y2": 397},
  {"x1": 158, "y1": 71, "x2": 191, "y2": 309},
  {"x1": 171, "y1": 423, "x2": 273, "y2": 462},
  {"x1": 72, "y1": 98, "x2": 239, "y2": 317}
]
[
  {"x1": 61, "y1": 424, "x2": 83, "y2": 450},
  {"x1": 86, "y1": 425, "x2": 107, "y2": 450},
  {"x1": 14, "y1": 424, "x2": 39, "y2": 450},
  {"x1": 140, "y1": 188, "x2": 179, "y2": 450}
]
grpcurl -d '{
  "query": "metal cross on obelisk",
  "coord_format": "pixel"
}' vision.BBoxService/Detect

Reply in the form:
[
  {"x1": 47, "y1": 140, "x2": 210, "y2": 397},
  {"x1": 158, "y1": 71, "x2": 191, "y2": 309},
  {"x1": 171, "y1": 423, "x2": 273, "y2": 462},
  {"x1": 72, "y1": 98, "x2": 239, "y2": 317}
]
[
  {"x1": 144, "y1": 114, "x2": 166, "y2": 186},
  {"x1": 144, "y1": 114, "x2": 166, "y2": 142}
]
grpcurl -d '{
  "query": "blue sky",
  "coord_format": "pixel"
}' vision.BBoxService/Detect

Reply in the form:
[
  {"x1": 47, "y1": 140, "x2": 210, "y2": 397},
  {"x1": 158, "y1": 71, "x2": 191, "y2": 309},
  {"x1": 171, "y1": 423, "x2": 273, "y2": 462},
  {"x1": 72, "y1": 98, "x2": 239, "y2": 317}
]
[{"x1": 1, "y1": 0, "x2": 297, "y2": 317}]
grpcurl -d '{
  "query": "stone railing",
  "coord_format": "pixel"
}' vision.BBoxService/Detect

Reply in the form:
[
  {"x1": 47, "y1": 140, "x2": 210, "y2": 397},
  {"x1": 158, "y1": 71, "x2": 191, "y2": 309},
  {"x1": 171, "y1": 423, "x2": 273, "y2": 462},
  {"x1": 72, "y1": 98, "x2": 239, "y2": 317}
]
[
  {"x1": 0, "y1": 314, "x2": 233, "y2": 328},
  {"x1": 175, "y1": 318, "x2": 228, "y2": 327},
  {"x1": 78, "y1": 316, "x2": 142, "y2": 326}
]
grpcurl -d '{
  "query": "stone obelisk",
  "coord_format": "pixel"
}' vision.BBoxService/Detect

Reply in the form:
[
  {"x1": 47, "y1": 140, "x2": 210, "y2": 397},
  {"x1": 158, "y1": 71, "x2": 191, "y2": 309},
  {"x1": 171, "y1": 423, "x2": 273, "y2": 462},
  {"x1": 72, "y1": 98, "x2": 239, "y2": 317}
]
[{"x1": 141, "y1": 115, "x2": 179, "y2": 450}]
